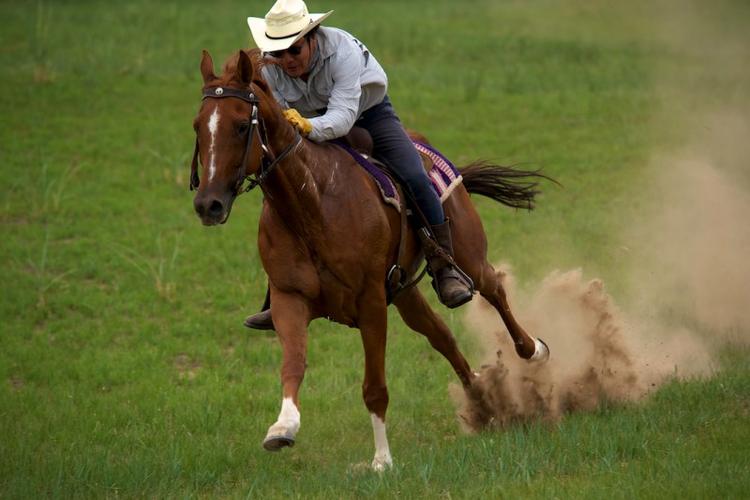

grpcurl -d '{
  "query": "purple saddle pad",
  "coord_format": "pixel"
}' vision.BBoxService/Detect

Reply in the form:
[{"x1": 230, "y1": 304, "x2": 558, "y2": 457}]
[{"x1": 330, "y1": 138, "x2": 464, "y2": 211}]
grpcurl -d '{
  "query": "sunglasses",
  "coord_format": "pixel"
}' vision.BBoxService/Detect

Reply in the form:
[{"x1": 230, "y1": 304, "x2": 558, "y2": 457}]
[{"x1": 267, "y1": 40, "x2": 306, "y2": 59}]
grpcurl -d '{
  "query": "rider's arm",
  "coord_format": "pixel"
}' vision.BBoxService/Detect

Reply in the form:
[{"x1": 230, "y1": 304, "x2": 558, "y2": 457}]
[
  {"x1": 260, "y1": 65, "x2": 290, "y2": 109},
  {"x1": 307, "y1": 40, "x2": 363, "y2": 142}
]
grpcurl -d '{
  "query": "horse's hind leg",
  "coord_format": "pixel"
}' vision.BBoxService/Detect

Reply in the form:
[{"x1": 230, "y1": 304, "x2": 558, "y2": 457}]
[
  {"x1": 445, "y1": 190, "x2": 548, "y2": 362},
  {"x1": 475, "y1": 262, "x2": 549, "y2": 361},
  {"x1": 394, "y1": 287, "x2": 475, "y2": 388}
]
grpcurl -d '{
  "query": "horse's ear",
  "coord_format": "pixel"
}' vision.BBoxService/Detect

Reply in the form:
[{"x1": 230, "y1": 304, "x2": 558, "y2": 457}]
[
  {"x1": 237, "y1": 50, "x2": 254, "y2": 86},
  {"x1": 200, "y1": 49, "x2": 217, "y2": 84}
]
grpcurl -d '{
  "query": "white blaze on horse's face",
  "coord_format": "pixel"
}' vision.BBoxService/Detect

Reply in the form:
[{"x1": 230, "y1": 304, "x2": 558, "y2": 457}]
[{"x1": 207, "y1": 105, "x2": 221, "y2": 182}]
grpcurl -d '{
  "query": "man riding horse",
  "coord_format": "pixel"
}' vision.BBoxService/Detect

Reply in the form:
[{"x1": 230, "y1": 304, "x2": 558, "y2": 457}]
[
  {"x1": 243, "y1": 0, "x2": 473, "y2": 330},
  {"x1": 191, "y1": 0, "x2": 550, "y2": 467}
]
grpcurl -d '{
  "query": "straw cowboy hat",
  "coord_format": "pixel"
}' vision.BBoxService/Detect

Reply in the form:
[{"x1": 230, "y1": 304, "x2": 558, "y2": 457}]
[{"x1": 248, "y1": 0, "x2": 333, "y2": 52}]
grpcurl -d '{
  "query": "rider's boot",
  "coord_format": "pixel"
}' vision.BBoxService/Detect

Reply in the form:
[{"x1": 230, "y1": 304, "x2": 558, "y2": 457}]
[
  {"x1": 243, "y1": 287, "x2": 275, "y2": 330},
  {"x1": 243, "y1": 309, "x2": 275, "y2": 330},
  {"x1": 418, "y1": 220, "x2": 474, "y2": 308}
]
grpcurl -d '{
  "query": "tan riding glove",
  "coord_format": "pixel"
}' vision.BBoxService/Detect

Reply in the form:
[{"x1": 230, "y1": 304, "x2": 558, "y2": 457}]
[{"x1": 283, "y1": 109, "x2": 313, "y2": 136}]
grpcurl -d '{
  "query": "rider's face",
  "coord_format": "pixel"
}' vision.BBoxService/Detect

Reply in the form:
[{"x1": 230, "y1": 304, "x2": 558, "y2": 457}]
[{"x1": 269, "y1": 37, "x2": 315, "y2": 79}]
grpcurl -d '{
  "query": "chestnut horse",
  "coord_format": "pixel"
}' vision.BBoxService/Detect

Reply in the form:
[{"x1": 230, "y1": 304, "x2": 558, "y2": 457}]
[{"x1": 191, "y1": 49, "x2": 549, "y2": 471}]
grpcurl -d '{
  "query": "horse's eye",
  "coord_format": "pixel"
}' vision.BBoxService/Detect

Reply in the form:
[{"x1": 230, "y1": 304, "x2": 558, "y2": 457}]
[{"x1": 237, "y1": 121, "x2": 250, "y2": 135}]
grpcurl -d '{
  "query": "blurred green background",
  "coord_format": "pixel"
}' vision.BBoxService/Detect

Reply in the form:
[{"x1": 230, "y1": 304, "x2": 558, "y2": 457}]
[{"x1": 1, "y1": 0, "x2": 748, "y2": 497}]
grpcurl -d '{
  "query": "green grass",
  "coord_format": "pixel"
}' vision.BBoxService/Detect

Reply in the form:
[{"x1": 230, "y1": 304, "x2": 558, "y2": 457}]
[{"x1": 2, "y1": 0, "x2": 749, "y2": 497}]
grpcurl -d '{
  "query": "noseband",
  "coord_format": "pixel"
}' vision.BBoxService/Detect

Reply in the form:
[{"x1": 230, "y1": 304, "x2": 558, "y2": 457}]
[{"x1": 189, "y1": 85, "x2": 301, "y2": 193}]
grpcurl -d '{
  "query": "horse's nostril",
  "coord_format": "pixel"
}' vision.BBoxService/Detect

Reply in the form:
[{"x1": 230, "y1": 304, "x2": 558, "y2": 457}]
[
  {"x1": 208, "y1": 199, "x2": 224, "y2": 217},
  {"x1": 193, "y1": 198, "x2": 205, "y2": 216}
]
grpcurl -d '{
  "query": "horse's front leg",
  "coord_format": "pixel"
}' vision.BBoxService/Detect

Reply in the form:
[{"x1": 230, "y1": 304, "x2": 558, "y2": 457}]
[
  {"x1": 263, "y1": 291, "x2": 312, "y2": 451},
  {"x1": 358, "y1": 299, "x2": 392, "y2": 471}
]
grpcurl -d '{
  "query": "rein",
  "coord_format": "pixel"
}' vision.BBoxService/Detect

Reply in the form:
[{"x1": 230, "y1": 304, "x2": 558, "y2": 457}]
[{"x1": 189, "y1": 85, "x2": 301, "y2": 194}]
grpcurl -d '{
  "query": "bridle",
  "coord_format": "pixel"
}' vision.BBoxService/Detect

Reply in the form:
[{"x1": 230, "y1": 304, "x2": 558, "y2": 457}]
[{"x1": 189, "y1": 85, "x2": 301, "y2": 194}]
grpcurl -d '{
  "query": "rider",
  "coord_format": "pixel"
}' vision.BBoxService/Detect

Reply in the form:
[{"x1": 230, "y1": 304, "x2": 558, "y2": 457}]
[{"x1": 244, "y1": 0, "x2": 472, "y2": 330}]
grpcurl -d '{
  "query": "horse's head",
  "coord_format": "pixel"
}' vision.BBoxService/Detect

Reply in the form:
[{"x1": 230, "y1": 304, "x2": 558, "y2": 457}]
[{"x1": 190, "y1": 49, "x2": 266, "y2": 225}]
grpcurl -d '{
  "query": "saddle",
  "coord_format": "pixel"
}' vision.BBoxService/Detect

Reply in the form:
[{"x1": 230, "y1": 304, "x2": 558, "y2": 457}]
[{"x1": 339, "y1": 127, "x2": 374, "y2": 157}]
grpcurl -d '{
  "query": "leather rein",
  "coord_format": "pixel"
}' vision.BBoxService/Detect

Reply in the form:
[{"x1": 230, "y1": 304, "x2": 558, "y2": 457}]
[{"x1": 189, "y1": 85, "x2": 301, "y2": 194}]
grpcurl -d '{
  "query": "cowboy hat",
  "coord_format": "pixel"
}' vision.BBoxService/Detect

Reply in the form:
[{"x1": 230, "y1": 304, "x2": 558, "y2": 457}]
[{"x1": 248, "y1": 0, "x2": 333, "y2": 52}]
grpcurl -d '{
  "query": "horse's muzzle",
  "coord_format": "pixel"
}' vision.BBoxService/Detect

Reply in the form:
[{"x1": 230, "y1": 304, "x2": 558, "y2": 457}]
[{"x1": 193, "y1": 191, "x2": 234, "y2": 226}]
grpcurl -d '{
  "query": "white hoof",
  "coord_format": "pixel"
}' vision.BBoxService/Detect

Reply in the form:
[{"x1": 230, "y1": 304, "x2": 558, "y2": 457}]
[
  {"x1": 263, "y1": 398, "x2": 300, "y2": 451},
  {"x1": 371, "y1": 455, "x2": 393, "y2": 472},
  {"x1": 528, "y1": 338, "x2": 550, "y2": 363}
]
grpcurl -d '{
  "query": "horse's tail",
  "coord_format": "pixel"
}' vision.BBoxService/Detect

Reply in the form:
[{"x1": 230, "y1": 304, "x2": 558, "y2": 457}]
[{"x1": 459, "y1": 161, "x2": 558, "y2": 210}]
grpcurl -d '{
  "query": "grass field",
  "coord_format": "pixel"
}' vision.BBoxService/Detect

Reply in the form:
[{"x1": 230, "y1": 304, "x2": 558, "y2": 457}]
[{"x1": 2, "y1": 0, "x2": 749, "y2": 498}]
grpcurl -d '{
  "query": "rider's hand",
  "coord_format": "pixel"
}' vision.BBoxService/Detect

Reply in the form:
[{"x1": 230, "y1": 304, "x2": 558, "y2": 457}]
[{"x1": 283, "y1": 108, "x2": 313, "y2": 136}]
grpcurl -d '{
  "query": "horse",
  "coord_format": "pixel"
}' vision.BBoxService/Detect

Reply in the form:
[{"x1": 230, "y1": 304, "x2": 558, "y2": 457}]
[{"x1": 190, "y1": 48, "x2": 550, "y2": 471}]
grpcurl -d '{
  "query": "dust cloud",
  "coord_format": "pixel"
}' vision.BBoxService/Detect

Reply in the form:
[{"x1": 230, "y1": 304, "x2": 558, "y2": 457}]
[
  {"x1": 451, "y1": 265, "x2": 717, "y2": 432},
  {"x1": 453, "y1": 131, "x2": 750, "y2": 433},
  {"x1": 628, "y1": 122, "x2": 750, "y2": 341},
  {"x1": 451, "y1": 2, "x2": 750, "y2": 432}
]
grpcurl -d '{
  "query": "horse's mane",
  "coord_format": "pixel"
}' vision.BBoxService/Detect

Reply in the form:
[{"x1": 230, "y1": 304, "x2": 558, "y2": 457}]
[{"x1": 220, "y1": 48, "x2": 279, "y2": 113}]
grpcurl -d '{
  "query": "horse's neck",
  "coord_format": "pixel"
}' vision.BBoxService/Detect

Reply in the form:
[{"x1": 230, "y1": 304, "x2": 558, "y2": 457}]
[{"x1": 261, "y1": 114, "x2": 326, "y2": 237}]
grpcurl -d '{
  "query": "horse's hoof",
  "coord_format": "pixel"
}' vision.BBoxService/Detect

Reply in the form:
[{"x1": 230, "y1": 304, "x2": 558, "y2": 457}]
[
  {"x1": 528, "y1": 338, "x2": 550, "y2": 363},
  {"x1": 263, "y1": 433, "x2": 296, "y2": 451},
  {"x1": 371, "y1": 456, "x2": 393, "y2": 472}
]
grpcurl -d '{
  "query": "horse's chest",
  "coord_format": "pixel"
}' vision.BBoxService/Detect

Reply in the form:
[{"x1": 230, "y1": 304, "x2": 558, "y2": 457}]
[
  {"x1": 259, "y1": 201, "x2": 390, "y2": 327},
  {"x1": 264, "y1": 248, "x2": 368, "y2": 327}
]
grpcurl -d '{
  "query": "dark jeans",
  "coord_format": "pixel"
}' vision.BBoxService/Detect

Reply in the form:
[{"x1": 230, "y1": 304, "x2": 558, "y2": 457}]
[{"x1": 356, "y1": 96, "x2": 444, "y2": 226}]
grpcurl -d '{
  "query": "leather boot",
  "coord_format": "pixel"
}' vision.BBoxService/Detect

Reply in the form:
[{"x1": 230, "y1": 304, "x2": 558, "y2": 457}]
[
  {"x1": 419, "y1": 220, "x2": 474, "y2": 308},
  {"x1": 243, "y1": 309, "x2": 275, "y2": 330},
  {"x1": 243, "y1": 286, "x2": 275, "y2": 330}
]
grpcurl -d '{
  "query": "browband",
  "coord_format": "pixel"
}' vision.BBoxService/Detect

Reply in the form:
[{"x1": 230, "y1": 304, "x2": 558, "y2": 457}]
[{"x1": 202, "y1": 86, "x2": 257, "y2": 103}]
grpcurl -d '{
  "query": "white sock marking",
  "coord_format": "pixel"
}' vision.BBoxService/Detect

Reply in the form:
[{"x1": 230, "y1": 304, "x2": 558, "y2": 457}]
[
  {"x1": 277, "y1": 397, "x2": 300, "y2": 434},
  {"x1": 207, "y1": 106, "x2": 220, "y2": 182},
  {"x1": 370, "y1": 414, "x2": 392, "y2": 471}
]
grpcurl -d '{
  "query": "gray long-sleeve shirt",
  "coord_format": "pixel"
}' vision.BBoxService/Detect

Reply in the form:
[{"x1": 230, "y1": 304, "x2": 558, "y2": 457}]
[{"x1": 260, "y1": 26, "x2": 388, "y2": 142}]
